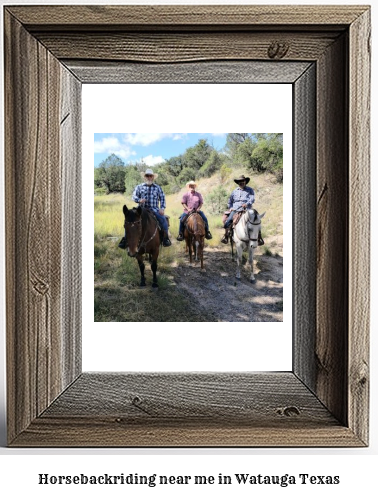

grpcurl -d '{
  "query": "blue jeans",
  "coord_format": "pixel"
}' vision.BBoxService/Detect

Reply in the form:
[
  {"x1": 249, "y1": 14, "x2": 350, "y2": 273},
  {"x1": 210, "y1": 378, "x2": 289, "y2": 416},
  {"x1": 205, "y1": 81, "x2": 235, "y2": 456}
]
[
  {"x1": 124, "y1": 209, "x2": 168, "y2": 239},
  {"x1": 224, "y1": 210, "x2": 237, "y2": 228},
  {"x1": 179, "y1": 211, "x2": 209, "y2": 234},
  {"x1": 153, "y1": 211, "x2": 168, "y2": 232}
]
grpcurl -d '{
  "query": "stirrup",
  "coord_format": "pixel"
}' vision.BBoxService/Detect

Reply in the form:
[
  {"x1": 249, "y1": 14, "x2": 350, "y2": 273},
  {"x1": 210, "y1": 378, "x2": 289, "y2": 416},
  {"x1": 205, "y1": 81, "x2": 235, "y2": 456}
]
[
  {"x1": 221, "y1": 234, "x2": 229, "y2": 244},
  {"x1": 205, "y1": 231, "x2": 212, "y2": 240},
  {"x1": 176, "y1": 233, "x2": 184, "y2": 241}
]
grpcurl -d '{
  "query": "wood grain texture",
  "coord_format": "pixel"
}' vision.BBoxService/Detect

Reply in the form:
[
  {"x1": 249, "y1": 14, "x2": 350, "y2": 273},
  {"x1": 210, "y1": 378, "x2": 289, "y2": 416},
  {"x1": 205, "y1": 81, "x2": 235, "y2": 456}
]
[
  {"x1": 4, "y1": 11, "x2": 80, "y2": 444},
  {"x1": 293, "y1": 64, "x2": 317, "y2": 390},
  {"x1": 348, "y1": 9, "x2": 371, "y2": 445},
  {"x1": 60, "y1": 69, "x2": 82, "y2": 389},
  {"x1": 4, "y1": 5, "x2": 370, "y2": 447},
  {"x1": 7, "y1": 5, "x2": 367, "y2": 29},
  {"x1": 11, "y1": 373, "x2": 364, "y2": 447},
  {"x1": 34, "y1": 32, "x2": 339, "y2": 63},
  {"x1": 65, "y1": 60, "x2": 312, "y2": 84},
  {"x1": 316, "y1": 34, "x2": 348, "y2": 426}
]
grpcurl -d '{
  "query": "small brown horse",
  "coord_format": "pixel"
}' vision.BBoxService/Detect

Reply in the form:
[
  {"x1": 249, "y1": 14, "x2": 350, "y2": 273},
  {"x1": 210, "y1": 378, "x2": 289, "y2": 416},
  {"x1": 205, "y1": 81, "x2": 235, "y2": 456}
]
[
  {"x1": 123, "y1": 205, "x2": 160, "y2": 287},
  {"x1": 184, "y1": 212, "x2": 205, "y2": 269}
]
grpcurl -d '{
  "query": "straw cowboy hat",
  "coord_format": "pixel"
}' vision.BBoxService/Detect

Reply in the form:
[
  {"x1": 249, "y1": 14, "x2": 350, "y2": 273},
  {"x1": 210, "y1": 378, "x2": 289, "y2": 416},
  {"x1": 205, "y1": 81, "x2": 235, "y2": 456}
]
[
  {"x1": 234, "y1": 174, "x2": 250, "y2": 185},
  {"x1": 141, "y1": 168, "x2": 158, "y2": 179},
  {"x1": 186, "y1": 180, "x2": 197, "y2": 188}
]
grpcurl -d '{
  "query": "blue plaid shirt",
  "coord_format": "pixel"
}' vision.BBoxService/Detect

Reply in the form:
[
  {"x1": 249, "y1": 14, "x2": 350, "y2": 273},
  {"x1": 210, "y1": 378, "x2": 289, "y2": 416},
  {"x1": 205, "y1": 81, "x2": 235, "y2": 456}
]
[
  {"x1": 132, "y1": 183, "x2": 166, "y2": 212},
  {"x1": 227, "y1": 186, "x2": 255, "y2": 211}
]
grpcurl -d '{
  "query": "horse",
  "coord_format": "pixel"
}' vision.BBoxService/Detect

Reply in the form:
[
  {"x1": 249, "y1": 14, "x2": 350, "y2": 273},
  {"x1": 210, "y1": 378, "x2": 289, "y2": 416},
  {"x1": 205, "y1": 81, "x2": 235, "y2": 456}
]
[
  {"x1": 122, "y1": 205, "x2": 161, "y2": 288},
  {"x1": 231, "y1": 209, "x2": 265, "y2": 283},
  {"x1": 184, "y1": 211, "x2": 205, "y2": 269}
]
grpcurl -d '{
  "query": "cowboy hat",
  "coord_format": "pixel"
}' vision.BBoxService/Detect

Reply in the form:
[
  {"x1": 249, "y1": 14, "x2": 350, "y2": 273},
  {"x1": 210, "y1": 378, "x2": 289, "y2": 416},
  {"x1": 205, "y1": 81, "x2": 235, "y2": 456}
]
[
  {"x1": 234, "y1": 174, "x2": 250, "y2": 185},
  {"x1": 141, "y1": 168, "x2": 158, "y2": 179},
  {"x1": 186, "y1": 180, "x2": 197, "y2": 188}
]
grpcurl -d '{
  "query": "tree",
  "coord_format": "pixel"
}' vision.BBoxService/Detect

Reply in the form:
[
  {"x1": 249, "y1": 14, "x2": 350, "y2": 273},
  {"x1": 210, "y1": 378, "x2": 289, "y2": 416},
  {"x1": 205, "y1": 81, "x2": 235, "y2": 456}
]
[
  {"x1": 250, "y1": 134, "x2": 283, "y2": 180},
  {"x1": 94, "y1": 154, "x2": 126, "y2": 193},
  {"x1": 182, "y1": 139, "x2": 213, "y2": 172},
  {"x1": 177, "y1": 167, "x2": 197, "y2": 185},
  {"x1": 124, "y1": 165, "x2": 142, "y2": 196},
  {"x1": 197, "y1": 150, "x2": 224, "y2": 178}
]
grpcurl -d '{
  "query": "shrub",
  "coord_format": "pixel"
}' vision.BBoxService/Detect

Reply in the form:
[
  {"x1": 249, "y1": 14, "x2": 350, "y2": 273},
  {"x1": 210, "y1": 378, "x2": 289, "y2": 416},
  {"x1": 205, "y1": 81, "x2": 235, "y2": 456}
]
[{"x1": 206, "y1": 185, "x2": 229, "y2": 214}]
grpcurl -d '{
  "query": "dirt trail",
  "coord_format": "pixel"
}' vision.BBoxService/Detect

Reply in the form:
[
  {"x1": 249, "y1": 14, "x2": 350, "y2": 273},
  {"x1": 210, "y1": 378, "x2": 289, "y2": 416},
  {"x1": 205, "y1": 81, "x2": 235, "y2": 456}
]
[{"x1": 172, "y1": 243, "x2": 283, "y2": 322}]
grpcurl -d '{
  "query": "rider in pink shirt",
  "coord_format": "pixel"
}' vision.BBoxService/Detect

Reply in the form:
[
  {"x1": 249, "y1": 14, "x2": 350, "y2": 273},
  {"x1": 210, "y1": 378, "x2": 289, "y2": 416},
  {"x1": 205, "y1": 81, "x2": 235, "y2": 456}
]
[{"x1": 177, "y1": 181, "x2": 212, "y2": 241}]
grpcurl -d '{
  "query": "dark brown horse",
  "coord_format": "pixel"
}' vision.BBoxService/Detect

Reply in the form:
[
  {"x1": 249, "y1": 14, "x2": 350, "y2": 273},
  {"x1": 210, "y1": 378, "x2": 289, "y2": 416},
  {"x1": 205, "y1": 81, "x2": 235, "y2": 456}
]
[
  {"x1": 123, "y1": 205, "x2": 160, "y2": 287},
  {"x1": 184, "y1": 212, "x2": 205, "y2": 269}
]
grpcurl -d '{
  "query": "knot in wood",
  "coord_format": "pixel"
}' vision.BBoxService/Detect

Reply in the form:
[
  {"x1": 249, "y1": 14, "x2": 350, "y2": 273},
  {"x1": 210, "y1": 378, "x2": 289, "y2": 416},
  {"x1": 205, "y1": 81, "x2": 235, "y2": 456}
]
[
  {"x1": 32, "y1": 279, "x2": 49, "y2": 296},
  {"x1": 277, "y1": 406, "x2": 300, "y2": 417},
  {"x1": 268, "y1": 41, "x2": 289, "y2": 59}
]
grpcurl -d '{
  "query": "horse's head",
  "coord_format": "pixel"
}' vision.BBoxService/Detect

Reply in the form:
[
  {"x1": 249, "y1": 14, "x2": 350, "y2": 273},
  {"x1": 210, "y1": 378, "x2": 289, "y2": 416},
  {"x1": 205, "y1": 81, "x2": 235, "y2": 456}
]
[
  {"x1": 246, "y1": 209, "x2": 265, "y2": 248},
  {"x1": 123, "y1": 205, "x2": 143, "y2": 257}
]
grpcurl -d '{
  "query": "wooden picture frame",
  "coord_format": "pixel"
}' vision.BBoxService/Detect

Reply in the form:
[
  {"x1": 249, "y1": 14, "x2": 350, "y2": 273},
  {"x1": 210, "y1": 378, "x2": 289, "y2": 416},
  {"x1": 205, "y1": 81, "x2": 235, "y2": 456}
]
[{"x1": 5, "y1": 5, "x2": 370, "y2": 447}]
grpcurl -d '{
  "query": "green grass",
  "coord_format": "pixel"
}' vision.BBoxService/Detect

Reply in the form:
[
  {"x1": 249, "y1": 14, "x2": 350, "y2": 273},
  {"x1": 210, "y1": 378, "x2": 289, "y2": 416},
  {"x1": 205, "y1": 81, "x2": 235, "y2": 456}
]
[{"x1": 94, "y1": 172, "x2": 283, "y2": 321}]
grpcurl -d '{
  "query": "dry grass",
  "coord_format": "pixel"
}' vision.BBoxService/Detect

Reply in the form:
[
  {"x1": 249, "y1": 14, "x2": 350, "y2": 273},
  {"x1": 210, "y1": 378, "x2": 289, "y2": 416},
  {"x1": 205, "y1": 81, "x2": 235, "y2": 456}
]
[{"x1": 94, "y1": 172, "x2": 283, "y2": 321}]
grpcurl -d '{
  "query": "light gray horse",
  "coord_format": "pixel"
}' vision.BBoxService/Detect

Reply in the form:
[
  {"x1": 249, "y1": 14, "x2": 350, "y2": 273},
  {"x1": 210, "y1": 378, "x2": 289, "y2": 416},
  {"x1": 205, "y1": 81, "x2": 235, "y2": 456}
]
[{"x1": 232, "y1": 209, "x2": 265, "y2": 283}]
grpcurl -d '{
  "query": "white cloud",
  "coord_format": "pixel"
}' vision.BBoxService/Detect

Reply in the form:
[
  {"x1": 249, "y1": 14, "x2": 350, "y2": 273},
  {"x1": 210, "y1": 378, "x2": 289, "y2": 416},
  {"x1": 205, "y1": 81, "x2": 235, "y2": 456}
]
[
  {"x1": 94, "y1": 137, "x2": 120, "y2": 153},
  {"x1": 94, "y1": 137, "x2": 136, "y2": 159},
  {"x1": 124, "y1": 133, "x2": 185, "y2": 146},
  {"x1": 140, "y1": 155, "x2": 165, "y2": 166}
]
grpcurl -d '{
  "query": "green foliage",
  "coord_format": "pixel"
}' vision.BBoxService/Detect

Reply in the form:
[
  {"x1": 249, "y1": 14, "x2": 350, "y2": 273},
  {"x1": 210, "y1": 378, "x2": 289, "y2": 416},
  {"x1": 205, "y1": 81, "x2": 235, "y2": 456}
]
[
  {"x1": 124, "y1": 165, "x2": 142, "y2": 196},
  {"x1": 94, "y1": 154, "x2": 126, "y2": 194},
  {"x1": 177, "y1": 167, "x2": 197, "y2": 185},
  {"x1": 206, "y1": 185, "x2": 229, "y2": 215},
  {"x1": 182, "y1": 139, "x2": 213, "y2": 171},
  {"x1": 219, "y1": 164, "x2": 232, "y2": 183},
  {"x1": 251, "y1": 134, "x2": 283, "y2": 180},
  {"x1": 198, "y1": 150, "x2": 224, "y2": 178},
  {"x1": 224, "y1": 133, "x2": 283, "y2": 182}
]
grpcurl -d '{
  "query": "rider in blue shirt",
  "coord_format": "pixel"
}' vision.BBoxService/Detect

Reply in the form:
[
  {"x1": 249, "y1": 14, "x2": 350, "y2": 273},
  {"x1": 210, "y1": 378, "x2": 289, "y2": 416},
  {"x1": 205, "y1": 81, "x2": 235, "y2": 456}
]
[
  {"x1": 119, "y1": 168, "x2": 171, "y2": 248},
  {"x1": 221, "y1": 174, "x2": 258, "y2": 244}
]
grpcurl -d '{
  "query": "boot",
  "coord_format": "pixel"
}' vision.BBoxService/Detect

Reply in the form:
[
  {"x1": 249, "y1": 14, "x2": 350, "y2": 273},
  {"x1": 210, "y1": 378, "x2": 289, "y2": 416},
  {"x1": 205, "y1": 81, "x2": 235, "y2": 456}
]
[
  {"x1": 163, "y1": 232, "x2": 172, "y2": 247},
  {"x1": 176, "y1": 233, "x2": 184, "y2": 241},
  {"x1": 258, "y1": 230, "x2": 264, "y2": 246},
  {"x1": 118, "y1": 237, "x2": 127, "y2": 249},
  {"x1": 221, "y1": 228, "x2": 229, "y2": 244},
  {"x1": 205, "y1": 230, "x2": 212, "y2": 240}
]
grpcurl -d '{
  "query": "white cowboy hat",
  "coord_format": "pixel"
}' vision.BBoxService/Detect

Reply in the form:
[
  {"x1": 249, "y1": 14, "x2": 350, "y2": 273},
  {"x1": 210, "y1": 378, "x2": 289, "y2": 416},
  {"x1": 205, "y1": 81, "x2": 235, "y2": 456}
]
[
  {"x1": 141, "y1": 168, "x2": 158, "y2": 179},
  {"x1": 186, "y1": 180, "x2": 197, "y2": 188}
]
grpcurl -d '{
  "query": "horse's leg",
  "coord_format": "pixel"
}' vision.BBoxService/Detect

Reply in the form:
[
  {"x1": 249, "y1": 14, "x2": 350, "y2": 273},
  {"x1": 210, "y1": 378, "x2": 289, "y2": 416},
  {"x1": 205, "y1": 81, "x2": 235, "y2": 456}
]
[
  {"x1": 249, "y1": 245, "x2": 256, "y2": 284},
  {"x1": 151, "y1": 247, "x2": 159, "y2": 288},
  {"x1": 137, "y1": 255, "x2": 146, "y2": 287},
  {"x1": 200, "y1": 241, "x2": 204, "y2": 270},
  {"x1": 235, "y1": 242, "x2": 242, "y2": 280},
  {"x1": 195, "y1": 240, "x2": 199, "y2": 262},
  {"x1": 188, "y1": 238, "x2": 193, "y2": 264}
]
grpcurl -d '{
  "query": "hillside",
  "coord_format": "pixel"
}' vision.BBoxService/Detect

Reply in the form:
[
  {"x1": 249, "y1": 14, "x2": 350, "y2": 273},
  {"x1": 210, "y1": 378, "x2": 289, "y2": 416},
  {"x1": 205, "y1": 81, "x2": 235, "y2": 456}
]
[{"x1": 94, "y1": 171, "x2": 283, "y2": 322}]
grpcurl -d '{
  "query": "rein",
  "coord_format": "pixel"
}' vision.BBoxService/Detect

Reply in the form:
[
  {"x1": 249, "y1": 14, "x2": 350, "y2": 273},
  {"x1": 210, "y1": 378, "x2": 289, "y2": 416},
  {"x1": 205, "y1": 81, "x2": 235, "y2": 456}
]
[{"x1": 125, "y1": 210, "x2": 158, "y2": 252}]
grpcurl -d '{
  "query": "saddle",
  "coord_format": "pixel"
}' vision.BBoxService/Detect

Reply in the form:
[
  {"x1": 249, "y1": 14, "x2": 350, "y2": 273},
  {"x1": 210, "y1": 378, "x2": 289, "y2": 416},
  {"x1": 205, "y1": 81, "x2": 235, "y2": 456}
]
[
  {"x1": 222, "y1": 210, "x2": 244, "y2": 228},
  {"x1": 223, "y1": 209, "x2": 265, "y2": 246},
  {"x1": 142, "y1": 207, "x2": 170, "y2": 228}
]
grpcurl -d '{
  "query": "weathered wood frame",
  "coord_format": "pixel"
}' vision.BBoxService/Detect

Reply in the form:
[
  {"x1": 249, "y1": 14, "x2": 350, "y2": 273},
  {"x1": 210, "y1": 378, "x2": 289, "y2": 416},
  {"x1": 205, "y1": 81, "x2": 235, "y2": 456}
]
[{"x1": 4, "y1": 5, "x2": 370, "y2": 447}]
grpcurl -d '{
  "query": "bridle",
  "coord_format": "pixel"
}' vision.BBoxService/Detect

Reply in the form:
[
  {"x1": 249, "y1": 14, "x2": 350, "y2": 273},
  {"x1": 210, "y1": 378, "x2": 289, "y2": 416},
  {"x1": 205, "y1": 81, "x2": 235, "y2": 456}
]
[
  {"x1": 124, "y1": 211, "x2": 158, "y2": 252},
  {"x1": 245, "y1": 211, "x2": 261, "y2": 243}
]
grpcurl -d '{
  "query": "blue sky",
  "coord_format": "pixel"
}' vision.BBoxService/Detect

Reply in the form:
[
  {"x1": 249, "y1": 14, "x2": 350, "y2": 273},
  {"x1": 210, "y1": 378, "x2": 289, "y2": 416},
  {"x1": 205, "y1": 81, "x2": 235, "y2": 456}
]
[{"x1": 94, "y1": 133, "x2": 227, "y2": 167}]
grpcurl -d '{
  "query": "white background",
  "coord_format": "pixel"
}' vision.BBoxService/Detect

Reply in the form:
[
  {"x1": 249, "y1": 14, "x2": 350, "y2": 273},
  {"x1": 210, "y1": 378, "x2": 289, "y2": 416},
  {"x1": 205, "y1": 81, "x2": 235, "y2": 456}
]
[
  {"x1": 83, "y1": 83, "x2": 292, "y2": 372},
  {"x1": 0, "y1": 0, "x2": 377, "y2": 499}
]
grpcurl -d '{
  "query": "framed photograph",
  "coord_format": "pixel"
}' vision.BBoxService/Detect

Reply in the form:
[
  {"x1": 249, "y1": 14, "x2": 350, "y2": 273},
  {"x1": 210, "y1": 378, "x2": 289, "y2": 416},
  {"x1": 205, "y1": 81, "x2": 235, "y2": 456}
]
[{"x1": 5, "y1": 5, "x2": 370, "y2": 447}]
